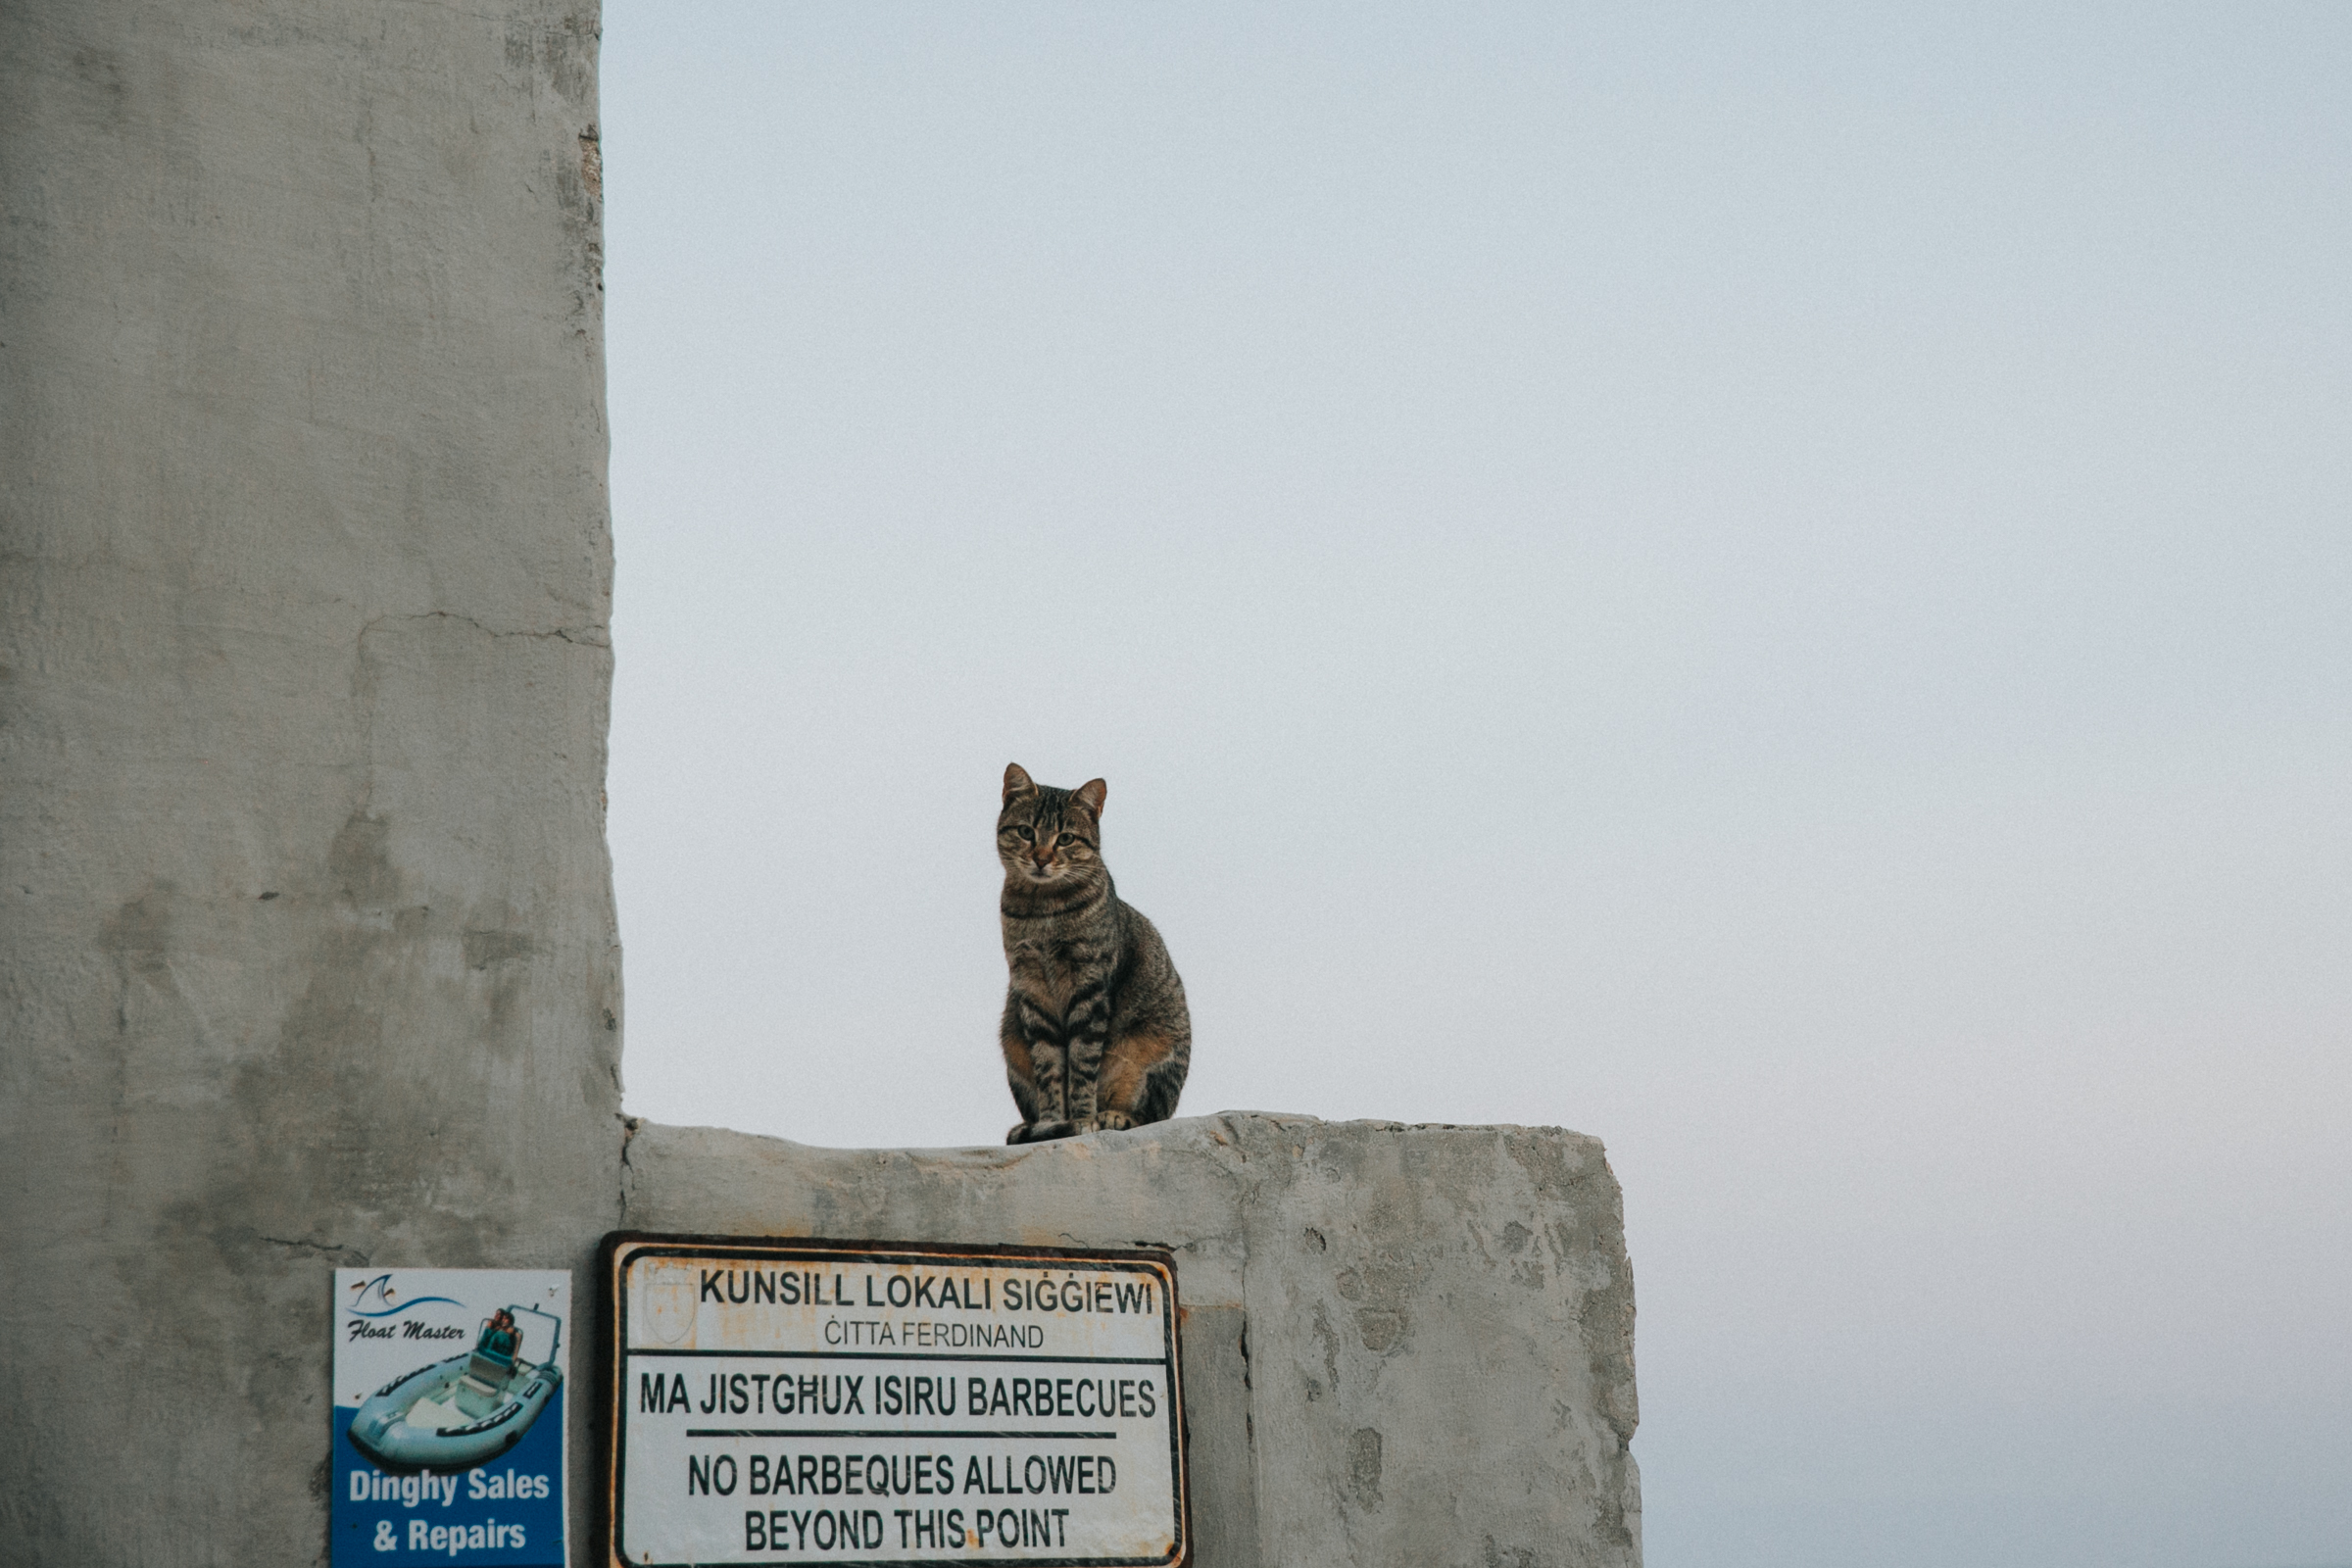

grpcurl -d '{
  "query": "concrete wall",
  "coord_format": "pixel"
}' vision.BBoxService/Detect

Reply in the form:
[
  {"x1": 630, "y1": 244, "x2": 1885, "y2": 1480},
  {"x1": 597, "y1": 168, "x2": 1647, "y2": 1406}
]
[
  {"x1": 0, "y1": 2, "x2": 623, "y2": 1562},
  {"x1": 626, "y1": 1114, "x2": 1642, "y2": 1568},
  {"x1": 0, "y1": 6, "x2": 1641, "y2": 1566}
]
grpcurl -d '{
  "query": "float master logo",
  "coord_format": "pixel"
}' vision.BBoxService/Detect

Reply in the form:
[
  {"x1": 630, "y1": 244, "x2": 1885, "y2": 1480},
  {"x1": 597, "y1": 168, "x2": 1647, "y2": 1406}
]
[
  {"x1": 345, "y1": 1275, "x2": 469, "y2": 1343},
  {"x1": 348, "y1": 1274, "x2": 465, "y2": 1316}
]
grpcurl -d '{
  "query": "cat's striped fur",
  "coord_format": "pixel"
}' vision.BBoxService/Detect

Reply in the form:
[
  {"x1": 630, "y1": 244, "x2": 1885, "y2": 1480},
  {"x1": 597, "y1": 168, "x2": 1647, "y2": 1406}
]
[{"x1": 997, "y1": 763, "x2": 1190, "y2": 1144}]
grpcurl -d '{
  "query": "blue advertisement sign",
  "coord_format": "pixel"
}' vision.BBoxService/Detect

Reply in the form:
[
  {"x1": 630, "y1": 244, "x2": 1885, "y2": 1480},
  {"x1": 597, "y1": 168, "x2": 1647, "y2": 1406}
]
[{"x1": 332, "y1": 1269, "x2": 569, "y2": 1566}]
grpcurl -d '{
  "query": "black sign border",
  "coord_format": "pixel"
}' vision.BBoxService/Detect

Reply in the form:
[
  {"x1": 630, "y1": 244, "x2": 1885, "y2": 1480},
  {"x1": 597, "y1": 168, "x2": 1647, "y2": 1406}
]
[{"x1": 597, "y1": 1232, "x2": 1191, "y2": 1568}]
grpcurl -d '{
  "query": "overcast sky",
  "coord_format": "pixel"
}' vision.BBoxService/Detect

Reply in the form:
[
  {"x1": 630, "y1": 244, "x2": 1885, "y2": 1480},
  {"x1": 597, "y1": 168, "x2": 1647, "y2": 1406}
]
[{"x1": 599, "y1": 8, "x2": 2350, "y2": 1564}]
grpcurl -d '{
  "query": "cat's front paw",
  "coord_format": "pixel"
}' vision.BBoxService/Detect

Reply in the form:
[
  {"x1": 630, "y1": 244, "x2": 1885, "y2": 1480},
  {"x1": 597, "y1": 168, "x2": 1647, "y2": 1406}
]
[{"x1": 1084, "y1": 1111, "x2": 1138, "y2": 1134}]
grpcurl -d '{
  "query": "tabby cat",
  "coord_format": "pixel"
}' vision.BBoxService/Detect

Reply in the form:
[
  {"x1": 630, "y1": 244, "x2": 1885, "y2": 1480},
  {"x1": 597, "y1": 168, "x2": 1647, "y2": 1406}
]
[{"x1": 996, "y1": 763, "x2": 1191, "y2": 1144}]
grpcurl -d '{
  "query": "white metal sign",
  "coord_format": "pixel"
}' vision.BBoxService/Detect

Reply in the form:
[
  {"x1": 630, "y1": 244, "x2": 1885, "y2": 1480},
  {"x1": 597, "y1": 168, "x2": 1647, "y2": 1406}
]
[{"x1": 602, "y1": 1236, "x2": 1188, "y2": 1567}]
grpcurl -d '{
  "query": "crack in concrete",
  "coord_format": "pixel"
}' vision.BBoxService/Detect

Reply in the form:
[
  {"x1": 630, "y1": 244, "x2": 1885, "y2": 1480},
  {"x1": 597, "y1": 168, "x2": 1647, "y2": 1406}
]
[
  {"x1": 262, "y1": 1236, "x2": 369, "y2": 1267},
  {"x1": 356, "y1": 610, "x2": 611, "y2": 649},
  {"x1": 616, "y1": 1114, "x2": 644, "y2": 1218}
]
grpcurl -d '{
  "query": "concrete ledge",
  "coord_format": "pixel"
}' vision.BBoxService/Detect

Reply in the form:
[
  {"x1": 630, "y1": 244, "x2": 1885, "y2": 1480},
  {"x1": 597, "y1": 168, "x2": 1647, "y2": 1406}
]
[{"x1": 622, "y1": 1112, "x2": 1641, "y2": 1568}]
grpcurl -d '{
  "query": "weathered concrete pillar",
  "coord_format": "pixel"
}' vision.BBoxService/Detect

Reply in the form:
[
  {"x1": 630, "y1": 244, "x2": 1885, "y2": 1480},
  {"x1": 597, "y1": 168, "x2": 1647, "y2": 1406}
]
[
  {"x1": 0, "y1": 3, "x2": 622, "y2": 1562},
  {"x1": 625, "y1": 1114, "x2": 1643, "y2": 1568}
]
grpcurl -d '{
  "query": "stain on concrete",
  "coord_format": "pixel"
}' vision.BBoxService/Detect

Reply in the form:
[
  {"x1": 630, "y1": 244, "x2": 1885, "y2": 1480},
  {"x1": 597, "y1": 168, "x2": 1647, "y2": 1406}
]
[
  {"x1": 66, "y1": 43, "x2": 126, "y2": 122},
  {"x1": 1346, "y1": 1426, "x2": 1383, "y2": 1508},
  {"x1": 1308, "y1": 1300, "x2": 1339, "y2": 1400},
  {"x1": 1483, "y1": 1536, "x2": 1541, "y2": 1568},
  {"x1": 326, "y1": 809, "x2": 398, "y2": 906},
  {"x1": 1327, "y1": 1250, "x2": 1417, "y2": 1356},
  {"x1": 506, "y1": 13, "x2": 597, "y2": 105},
  {"x1": 1353, "y1": 1309, "x2": 1404, "y2": 1352},
  {"x1": 99, "y1": 886, "x2": 172, "y2": 982},
  {"x1": 462, "y1": 927, "x2": 534, "y2": 968}
]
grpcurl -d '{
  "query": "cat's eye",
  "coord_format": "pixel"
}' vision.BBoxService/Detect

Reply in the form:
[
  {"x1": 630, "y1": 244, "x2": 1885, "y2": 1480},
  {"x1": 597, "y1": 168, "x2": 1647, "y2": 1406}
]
[
  {"x1": 1009, "y1": 825, "x2": 1033, "y2": 842},
  {"x1": 1057, "y1": 832, "x2": 1079, "y2": 847}
]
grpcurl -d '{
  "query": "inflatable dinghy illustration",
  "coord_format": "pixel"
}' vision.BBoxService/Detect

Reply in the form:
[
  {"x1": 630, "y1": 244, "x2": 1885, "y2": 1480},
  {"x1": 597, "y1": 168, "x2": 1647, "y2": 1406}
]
[{"x1": 348, "y1": 1305, "x2": 563, "y2": 1473}]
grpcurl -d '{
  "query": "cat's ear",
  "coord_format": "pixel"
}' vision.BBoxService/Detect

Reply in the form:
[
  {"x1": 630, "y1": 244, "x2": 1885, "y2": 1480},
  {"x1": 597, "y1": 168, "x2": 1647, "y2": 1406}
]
[
  {"x1": 1072, "y1": 778, "x2": 1107, "y2": 816},
  {"x1": 1003, "y1": 763, "x2": 1037, "y2": 803}
]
